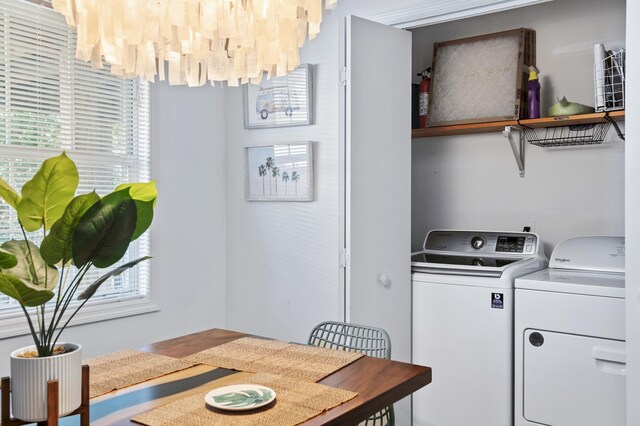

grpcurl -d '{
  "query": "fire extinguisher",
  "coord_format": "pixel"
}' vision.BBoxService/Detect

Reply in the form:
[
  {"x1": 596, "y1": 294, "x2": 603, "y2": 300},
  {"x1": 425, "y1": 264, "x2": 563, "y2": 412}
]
[{"x1": 417, "y1": 67, "x2": 431, "y2": 128}]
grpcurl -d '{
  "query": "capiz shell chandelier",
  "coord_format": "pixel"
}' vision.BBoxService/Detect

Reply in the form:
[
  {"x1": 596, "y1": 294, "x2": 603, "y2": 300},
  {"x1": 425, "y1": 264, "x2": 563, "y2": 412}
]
[{"x1": 51, "y1": 0, "x2": 338, "y2": 86}]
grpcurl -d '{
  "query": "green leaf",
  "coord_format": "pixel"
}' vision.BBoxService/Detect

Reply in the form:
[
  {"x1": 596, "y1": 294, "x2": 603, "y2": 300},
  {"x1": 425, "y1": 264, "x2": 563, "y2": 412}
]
[
  {"x1": 0, "y1": 177, "x2": 20, "y2": 210},
  {"x1": 72, "y1": 188, "x2": 137, "y2": 268},
  {"x1": 17, "y1": 152, "x2": 79, "y2": 231},
  {"x1": 77, "y1": 256, "x2": 151, "y2": 300},
  {"x1": 0, "y1": 273, "x2": 54, "y2": 307},
  {"x1": 115, "y1": 183, "x2": 157, "y2": 239},
  {"x1": 115, "y1": 181, "x2": 158, "y2": 206},
  {"x1": 130, "y1": 199, "x2": 154, "y2": 241},
  {"x1": 41, "y1": 192, "x2": 101, "y2": 265},
  {"x1": 1, "y1": 240, "x2": 59, "y2": 290},
  {"x1": 212, "y1": 389, "x2": 271, "y2": 407},
  {"x1": 0, "y1": 249, "x2": 18, "y2": 270}
]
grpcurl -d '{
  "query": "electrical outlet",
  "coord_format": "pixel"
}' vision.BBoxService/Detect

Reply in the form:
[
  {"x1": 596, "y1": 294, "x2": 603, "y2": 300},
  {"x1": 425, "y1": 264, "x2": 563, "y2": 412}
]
[{"x1": 521, "y1": 221, "x2": 536, "y2": 233}]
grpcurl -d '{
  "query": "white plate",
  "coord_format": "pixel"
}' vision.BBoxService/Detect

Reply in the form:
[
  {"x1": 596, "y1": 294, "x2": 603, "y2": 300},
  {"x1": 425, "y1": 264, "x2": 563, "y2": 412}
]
[{"x1": 205, "y1": 384, "x2": 276, "y2": 411}]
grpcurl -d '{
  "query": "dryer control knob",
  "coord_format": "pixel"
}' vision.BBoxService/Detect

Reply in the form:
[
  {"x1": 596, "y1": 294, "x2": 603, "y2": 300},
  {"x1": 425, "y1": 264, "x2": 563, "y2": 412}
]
[
  {"x1": 529, "y1": 332, "x2": 544, "y2": 347},
  {"x1": 470, "y1": 236, "x2": 486, "y2": 249}
]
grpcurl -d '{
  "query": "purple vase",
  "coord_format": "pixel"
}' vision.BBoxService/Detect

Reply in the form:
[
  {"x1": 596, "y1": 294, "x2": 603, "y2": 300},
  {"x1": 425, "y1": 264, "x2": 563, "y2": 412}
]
[{"x1": 528, "y1": 78, "x2": 541, "y2": 119}]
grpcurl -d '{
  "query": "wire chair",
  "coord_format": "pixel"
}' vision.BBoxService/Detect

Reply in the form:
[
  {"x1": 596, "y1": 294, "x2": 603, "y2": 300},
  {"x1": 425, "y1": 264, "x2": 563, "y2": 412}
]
[{"x1": 308, "y1": 321, "x2": 394, "y2": 426}]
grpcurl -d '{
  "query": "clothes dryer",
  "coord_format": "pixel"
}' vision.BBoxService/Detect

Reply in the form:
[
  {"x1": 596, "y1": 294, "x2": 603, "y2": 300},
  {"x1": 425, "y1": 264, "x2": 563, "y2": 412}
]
[{"x1": 515, "y1": 236, "x2": 626, "y2": 426}]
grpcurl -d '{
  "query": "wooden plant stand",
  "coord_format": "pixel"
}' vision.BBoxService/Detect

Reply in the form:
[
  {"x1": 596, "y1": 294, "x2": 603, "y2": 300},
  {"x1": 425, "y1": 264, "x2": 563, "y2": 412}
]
[{"x1": 0, "y1": 365, "x2": 90, "y2": 426}]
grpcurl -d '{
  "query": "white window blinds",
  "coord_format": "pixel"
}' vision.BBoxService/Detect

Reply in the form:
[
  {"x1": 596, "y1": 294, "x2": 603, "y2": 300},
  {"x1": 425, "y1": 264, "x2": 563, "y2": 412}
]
[{"x1": 0, "y1": 0, "x2": 151, "y2": 314}]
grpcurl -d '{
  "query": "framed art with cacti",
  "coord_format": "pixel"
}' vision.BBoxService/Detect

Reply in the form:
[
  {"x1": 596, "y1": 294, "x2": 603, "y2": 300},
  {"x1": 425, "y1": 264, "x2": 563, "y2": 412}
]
[{"x1": 245, "y1": 142, "x2": 314, "y2": 201}]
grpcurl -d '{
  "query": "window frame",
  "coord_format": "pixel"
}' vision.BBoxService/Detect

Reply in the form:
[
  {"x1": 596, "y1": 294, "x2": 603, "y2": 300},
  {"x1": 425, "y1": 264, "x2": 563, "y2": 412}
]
[{"x1": 0, "y1": 0, "x2": 159, "y2": 339}]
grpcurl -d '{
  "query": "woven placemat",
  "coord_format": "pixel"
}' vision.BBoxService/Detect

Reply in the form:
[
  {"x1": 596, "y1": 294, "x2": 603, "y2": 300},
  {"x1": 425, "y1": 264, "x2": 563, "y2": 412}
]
[
  {"x1": 184, "y1": 338, "x2": 363, "y2": 382},
  {"x1": 248, "y1": 344, "x2": 364, "y2": 382},
  {"x1": 86, "y1": 349, "x2": 197, "y2": 398},
  {"x1": 184, "y1": 337, "x2": 291, "y2": 372},
  {"x1": 131, "y1": 372, "x2": 358, "y2": 426}
]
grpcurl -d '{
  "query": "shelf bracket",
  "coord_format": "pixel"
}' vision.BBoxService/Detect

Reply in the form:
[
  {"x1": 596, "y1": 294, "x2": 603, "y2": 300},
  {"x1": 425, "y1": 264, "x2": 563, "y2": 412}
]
[
  {"x1": 503, "y1": 126, "x2": 525, "y2": 178},
  {"x1": 605, "y1": 114, "x2": 625, "y2": 141}
]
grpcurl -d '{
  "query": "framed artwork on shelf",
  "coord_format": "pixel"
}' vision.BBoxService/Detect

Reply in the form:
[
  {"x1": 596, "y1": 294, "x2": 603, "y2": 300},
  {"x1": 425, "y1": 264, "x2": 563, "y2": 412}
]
[
  {"x1": 243, "y1": 64, "x2": 313, "y2": 129},
  {"x1": 245, "y1": 142, "x2": 314, "y2": 202}
]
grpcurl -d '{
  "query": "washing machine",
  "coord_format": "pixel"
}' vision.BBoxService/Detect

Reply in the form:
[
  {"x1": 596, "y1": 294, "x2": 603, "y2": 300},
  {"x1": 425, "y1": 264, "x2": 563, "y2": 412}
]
[
  {"x1": 412, "y1": 230, "x2": 548, "y2": 426},
  {"x1": 515, "y1": 236, "x2": 626, "y2": 426}
]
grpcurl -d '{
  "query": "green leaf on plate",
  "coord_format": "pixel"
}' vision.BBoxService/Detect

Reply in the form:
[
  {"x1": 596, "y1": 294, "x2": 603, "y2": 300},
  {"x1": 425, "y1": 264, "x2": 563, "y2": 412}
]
[{"x1": 212, "y1": 389, "x2": 272, "y2": 408}]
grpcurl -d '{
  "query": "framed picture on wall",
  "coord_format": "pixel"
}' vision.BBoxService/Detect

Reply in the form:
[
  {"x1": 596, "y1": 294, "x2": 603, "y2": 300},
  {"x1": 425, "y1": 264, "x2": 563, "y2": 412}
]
[
  {"x1": 243, "y1": 64, "x2": 313, "y2": 129},
  {"x1": 245, "y1": 142, "x2": 314, "y2": 201}
]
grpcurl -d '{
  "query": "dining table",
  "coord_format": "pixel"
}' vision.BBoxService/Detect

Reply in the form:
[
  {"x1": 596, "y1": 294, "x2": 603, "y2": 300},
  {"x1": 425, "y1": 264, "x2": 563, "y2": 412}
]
[{"x1": 64, "y1": 328, "x2": 432, "y2": 425}]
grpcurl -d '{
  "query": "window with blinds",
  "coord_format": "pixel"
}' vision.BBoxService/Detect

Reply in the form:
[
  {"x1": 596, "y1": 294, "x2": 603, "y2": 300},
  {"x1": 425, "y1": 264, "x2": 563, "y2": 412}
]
[{"x1": 0, "y1": 0, "x2": 152, "y2": 320}]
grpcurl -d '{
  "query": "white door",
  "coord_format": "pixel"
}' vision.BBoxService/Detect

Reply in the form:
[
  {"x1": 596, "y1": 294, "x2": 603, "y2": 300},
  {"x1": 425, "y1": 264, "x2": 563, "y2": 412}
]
[
  {"x1": 340, "y1": 16, "x2": 412, "y2": 424},
  {"x1": 523, "y1": 329, "x2": 626, "y2": 426},
  {"x1": 340, "y1": 15, "x2": 412, "y2": 364}
]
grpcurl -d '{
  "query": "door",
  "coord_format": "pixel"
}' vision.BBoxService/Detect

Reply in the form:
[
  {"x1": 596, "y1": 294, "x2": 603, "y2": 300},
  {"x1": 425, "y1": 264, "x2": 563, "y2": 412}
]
[
  {"x1": 523, "y1": 329, "x2": 626, "y2": 425},
  {"x1": 340, "y1": 15, "x2": 412, "y2": 363},
  {"x1": 340, "y1": 16, "x2": 412, "y2": 424}
]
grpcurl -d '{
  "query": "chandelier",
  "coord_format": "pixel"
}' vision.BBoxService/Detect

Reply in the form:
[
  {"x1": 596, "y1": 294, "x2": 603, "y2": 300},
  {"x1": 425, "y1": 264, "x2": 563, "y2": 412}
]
[{"x1": 51, "y1": 0, "x2": 337, "y2": 86}]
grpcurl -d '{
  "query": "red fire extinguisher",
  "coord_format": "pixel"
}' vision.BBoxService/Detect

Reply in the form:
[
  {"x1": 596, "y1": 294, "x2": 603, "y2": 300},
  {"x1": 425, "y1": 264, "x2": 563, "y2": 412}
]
[{"x1": 417, "y1": 67, "x2": 431, "y2": 128}]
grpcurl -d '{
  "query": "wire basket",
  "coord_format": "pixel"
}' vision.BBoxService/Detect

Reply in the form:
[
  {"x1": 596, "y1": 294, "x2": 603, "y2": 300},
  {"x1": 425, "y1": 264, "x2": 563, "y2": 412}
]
[
  {"x1": 594, "y1": 49, "x2": 625, "y2": 112},
  {"x1": 524, "y1": 122, "x2": 612, "y2": 147}
]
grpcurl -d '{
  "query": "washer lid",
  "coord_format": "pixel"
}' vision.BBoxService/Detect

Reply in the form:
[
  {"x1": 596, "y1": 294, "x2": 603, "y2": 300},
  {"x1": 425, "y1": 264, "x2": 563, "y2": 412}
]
[
  {"x1": 550, "y1": 236, "x2": 624, "y2": 273},
  {"x1": 515, "y1": 268, "x2": 625, "y2": 298}
]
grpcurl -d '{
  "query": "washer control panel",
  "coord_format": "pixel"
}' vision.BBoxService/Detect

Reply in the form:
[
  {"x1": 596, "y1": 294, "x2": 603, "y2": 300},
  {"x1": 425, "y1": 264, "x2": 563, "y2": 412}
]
[
  {"x1": 496, "y1": 235, "x2": 526, "y2": 253},
  {"x1": 424, "y1": 230, "x2": 538, "y2": 255}
]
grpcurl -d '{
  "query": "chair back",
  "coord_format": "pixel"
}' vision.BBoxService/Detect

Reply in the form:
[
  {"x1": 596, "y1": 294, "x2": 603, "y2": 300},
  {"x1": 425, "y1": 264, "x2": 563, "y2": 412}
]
[
  {"x1": 307, "y1": 321, "x2": 391, "y2": 360},
  {"x1": 308, "y1": 321, "x2": 395, "y2": 426}
]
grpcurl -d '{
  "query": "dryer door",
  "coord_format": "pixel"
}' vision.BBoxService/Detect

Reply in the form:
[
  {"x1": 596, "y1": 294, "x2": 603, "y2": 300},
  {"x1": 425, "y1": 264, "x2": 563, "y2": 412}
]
[{"x1": 523, "y1": 329, "x2": 626, "y2": 425}]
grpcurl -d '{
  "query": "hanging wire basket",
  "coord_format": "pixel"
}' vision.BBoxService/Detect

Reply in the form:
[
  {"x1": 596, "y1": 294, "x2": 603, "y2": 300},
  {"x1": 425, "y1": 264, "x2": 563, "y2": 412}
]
[
  {"x1": 594, "y1": 48, "x2": 625, "y2": 112},
  {"x1": 524, "y1": 122, "x2": 612, "y2": 147}
]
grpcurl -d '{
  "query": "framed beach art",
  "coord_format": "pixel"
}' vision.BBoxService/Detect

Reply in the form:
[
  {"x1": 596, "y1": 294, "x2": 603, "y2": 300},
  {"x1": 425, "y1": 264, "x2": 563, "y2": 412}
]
[
  {"x1": 245, "y1": 142, "x2": 314, "y2": 201},
  {"x1": 243, "y1": 64, "x2": 313, "y2": 129}
]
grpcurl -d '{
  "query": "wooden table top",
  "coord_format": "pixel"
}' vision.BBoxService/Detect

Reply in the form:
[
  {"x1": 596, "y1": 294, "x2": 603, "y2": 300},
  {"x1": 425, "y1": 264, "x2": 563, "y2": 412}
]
[{"x1": 138, "y1": 328, "x2": 432, "y2": 425}]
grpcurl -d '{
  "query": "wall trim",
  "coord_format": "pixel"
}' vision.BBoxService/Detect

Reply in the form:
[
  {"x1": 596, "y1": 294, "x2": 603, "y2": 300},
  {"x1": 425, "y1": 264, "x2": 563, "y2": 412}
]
[
  {"x1": 0, "y1": 298, "x2": 160, "y2": 340},
  {"x1": 365, "y1": 0, "x2": 553, "y2": 29}
]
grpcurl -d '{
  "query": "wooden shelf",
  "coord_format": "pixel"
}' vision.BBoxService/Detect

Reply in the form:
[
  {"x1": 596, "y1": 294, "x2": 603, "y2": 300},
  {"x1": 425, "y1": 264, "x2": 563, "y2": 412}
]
[
  {"x1": 411, "y1": 120, "x2": 517, "y2": 138},
  {"x1": 519, "y1": 110, "x2": 624, "y2": 128},
  {"x1": 411, "y1": 110, "x2": 625, "y2": 138}
]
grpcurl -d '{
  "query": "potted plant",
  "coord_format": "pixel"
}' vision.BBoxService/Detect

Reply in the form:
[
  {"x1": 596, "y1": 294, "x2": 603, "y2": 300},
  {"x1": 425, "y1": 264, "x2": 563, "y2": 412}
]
[{"x1": 0, "y1": 152, "x2": 156, "y2": 421}]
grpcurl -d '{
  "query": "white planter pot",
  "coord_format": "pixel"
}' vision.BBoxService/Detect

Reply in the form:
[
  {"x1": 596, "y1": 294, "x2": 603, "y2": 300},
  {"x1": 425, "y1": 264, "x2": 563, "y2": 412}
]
[{"x1": 10, "y1": 343, "x2": 82, "y2": 422}]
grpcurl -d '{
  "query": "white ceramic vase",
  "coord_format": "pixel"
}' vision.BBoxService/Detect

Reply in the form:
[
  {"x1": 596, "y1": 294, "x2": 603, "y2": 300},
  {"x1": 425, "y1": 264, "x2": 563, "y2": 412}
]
[{"x1": 10, "y1": 343, "x2": 82, "y2": 422}]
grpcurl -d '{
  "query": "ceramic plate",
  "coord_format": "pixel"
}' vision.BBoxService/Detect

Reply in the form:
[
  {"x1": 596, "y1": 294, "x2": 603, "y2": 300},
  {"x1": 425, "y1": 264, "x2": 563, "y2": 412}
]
[{"x1": 205, "y1": 384, "x2": 276, "y2": 411}]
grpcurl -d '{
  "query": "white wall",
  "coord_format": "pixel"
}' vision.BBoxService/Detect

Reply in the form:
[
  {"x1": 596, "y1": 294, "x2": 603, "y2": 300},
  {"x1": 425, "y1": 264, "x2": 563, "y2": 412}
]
[
  {"x1": 625, "y1": 0, "x2": 639, "y2": 423},
  {"x1": 0, "y1": 82, "x2": 228, "y2": 375},
  {"x1": 223, "y1": 0, "x2": 559, "y2": 342},
  {"x1": 224, "y1": 21, "x2": 343, "y2": 343},
  {"x1": 411, "y1": 0, "x2": 626, "y2": 254}
]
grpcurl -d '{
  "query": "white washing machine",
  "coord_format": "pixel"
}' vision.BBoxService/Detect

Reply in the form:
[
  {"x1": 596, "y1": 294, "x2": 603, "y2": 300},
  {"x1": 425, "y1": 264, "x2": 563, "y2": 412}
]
[
  {"x1": 412, "y1": 230, "x2": 548, "y2": 426},
  {"x1": 515, "y1": 236, "x2": 626, "y2": 426}
]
